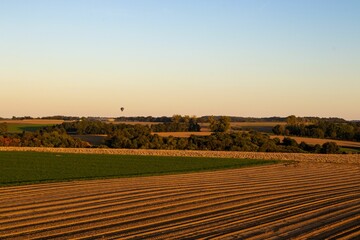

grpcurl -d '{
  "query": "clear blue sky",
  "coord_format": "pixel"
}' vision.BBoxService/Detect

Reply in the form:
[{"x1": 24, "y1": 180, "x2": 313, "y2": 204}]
[{"x1": 1, "y1": 0, "x2": 359, "y2": 119}]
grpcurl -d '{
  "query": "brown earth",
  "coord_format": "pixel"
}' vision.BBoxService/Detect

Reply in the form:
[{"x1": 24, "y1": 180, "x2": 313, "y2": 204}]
[
  {"x1": 1, "y1": 147, "x2": 360, "y2": 164},
  {"x1": 0, "y1": 162, "x2": 359, "y2": 239}
]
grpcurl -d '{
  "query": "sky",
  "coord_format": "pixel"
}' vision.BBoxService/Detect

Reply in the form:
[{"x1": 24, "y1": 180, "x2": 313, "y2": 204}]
[{"x1": 1, "y1": 0, "x2": 359, "y2": 120}]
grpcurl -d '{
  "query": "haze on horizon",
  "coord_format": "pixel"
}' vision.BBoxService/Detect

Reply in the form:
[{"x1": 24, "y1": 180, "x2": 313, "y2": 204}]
[{"x1": 1, "y1": 0, "x2": 359, "y2": 120}]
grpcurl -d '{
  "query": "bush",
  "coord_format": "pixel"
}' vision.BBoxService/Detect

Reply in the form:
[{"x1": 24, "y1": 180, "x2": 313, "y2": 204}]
[
  {"x1": 0, "y1": 123, "x2": 7, "y2": 134},
  {"x1": 321, "y1": 142, "x2": 340, "y2": 154}
]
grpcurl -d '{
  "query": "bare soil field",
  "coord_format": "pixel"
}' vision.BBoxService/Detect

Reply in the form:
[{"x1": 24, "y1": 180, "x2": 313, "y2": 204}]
[
  {"x1": 0, "y1": 162, "x2": 359, "y2": 239},
  {"x1": 272, "y1": 135, "x2": 360, "y2": 148},
  {"x1": 1, "y1": 147, "x2": 360, "y2": 164}
]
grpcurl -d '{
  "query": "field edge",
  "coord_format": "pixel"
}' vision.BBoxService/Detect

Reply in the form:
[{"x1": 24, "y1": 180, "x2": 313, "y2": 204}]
[{"x1": 0, "y1": 147, "x2": 359, "y2": 164}]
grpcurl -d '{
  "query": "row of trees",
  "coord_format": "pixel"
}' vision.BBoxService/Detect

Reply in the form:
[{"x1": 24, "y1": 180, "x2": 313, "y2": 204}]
[
  {"x1": 3, "y1": 115, "x2": 349, "y2": 123},
  {"x1": 0, "y1": 119, "x2": 344, "y2": 153},
  {"x1": 46, "y1": 116, "x2": 202, "y2": 134},
  {"x1": 55, "y1": 115, "x2": 231, "y2": 134},
  {"x1": 104, "y1": 129, "x2": 340, "y2": 153},
  {"x1": 150, "y1": 115, "x2": 231, "y2": 133},
  {"x1": 115, "y1": 116, "x2": 172, "y2": 122},
  {"x1": 197, "y1": 116, "x2": 287, "y2": 123},
  {"x1": 116, "y1": 116, "x2": 287, "y2": 123},
  {"x1": 51, "y1": 119, "x2": 342, "y2": 153},
  {"x1": 47, "y1": 119, "x2": 135, "y2": 135},
  {"x1": 151, "y1": 115, "x2": 201, "y2": 132},
  {"x1": 273, "y1": 116, "x2": 360, "y2": 141},
  {"x1": 0, "y1": 131, "x2": 90, "y2": 148}
]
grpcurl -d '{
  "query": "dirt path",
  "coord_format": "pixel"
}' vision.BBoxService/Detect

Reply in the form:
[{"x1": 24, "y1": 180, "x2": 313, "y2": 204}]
[{"x1": 0, "y1": 163, "x2": 359, "y2": 239}]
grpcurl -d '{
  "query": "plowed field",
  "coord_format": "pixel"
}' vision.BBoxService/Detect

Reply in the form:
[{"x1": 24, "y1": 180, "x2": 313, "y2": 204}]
[{"x1": 1, "y1": 162, "x2": 359, "y2": 239}]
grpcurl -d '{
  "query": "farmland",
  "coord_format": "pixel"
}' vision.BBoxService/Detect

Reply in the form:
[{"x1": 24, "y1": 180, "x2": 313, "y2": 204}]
[
  {"x1": 0, "y1": 151, "x2": 278, "y2": 186},
  {"x1": 6, "y1": 124, "x2": 55, "y2": 133},
  {"x1": 0, "y1": 120, "x2": 65, "y2": 124},
  {"x1": 2, "y1": 119, "x2": 360, "y2": 153},
  {"x1": 0, "y1": 120, "x2": 65, "y2": 133},
  {"x1": 112, "y1": 120, "x2": 284, "y2": 133},
  {"x1": 1, "y1": 147, "x2": 360, "y2": 164},
  {"x1": 0, "y1": 160, "x2": 359, "y2": 239}
]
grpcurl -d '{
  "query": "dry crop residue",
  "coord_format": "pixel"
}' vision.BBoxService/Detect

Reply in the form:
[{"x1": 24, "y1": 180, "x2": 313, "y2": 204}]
[
  {"x1": 0, "y1": 163, "x2": 359, "y2": 239},
  {"x1": 1, "y1": 147, "x2": 360, "y2": 165}
]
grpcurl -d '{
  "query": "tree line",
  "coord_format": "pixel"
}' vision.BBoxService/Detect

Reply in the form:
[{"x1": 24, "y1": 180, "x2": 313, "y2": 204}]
[
  {"x1": 273, "y1": 115, "x2": 360, "y2": 142},
  {"x1": 0, "y1": 130, "x2": 89, "y2": 148},
  {"x1": 44, "y1": 119, "x2": 344, "y2": 153},
  {"x1": 151, "y1": 115, "x2": 201, "y2": 132},
  {"x1": 0, "y1": 118, "x2": 346, "y2": 154},
  {"x1": 104, "y1": 129, "x2": 340, "y2": 153}
]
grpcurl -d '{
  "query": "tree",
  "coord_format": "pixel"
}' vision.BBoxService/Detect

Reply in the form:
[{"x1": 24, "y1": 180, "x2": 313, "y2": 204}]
[
  {"x1": 286, "y1": 115, "x2": 297, "y2": 125},
  {"x1": 272, "y1": 124, "x2": 285, "y2": 135},
  {"x1": 171, "y1": 115, "x2": 182, "y2": 124},
  {"x1": 282, "y1": 137, "x2": 298, "y2": 147},
  {"x1": 321, "y1": 142, "x2": 340, "y2": 154},
  {"x1": 209, "y1": 116, "x2": 230, "y2": 132},
  {"x1": 188, "y1": 116, "x2": 201, "y2": 131}
]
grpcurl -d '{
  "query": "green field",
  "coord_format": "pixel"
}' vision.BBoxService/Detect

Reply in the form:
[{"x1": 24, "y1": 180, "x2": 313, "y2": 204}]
[
  {"x1": 340, "y1": 147, "x2": 360, "y2": 154},
  {"x1": 0, "y1": 152, "x2": 279, "y2": 186},
  {"x1": 7, "y1": 124, "x2": 54, "y2": 133}
]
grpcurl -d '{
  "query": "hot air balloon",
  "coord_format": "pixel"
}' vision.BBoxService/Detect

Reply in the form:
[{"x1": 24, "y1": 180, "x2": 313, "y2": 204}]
[{"x1": 120, "y1": 107, "x2": 124, "y2": 112}]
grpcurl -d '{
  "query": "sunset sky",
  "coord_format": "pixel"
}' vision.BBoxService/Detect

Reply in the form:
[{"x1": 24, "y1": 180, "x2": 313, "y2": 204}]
[{"x1": 1, "y1": 0, "x2": 359, "y2": 120}]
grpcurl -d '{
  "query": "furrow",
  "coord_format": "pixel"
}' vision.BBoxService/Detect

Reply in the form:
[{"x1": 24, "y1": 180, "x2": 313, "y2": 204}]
[
  {"x1": 0, "y1": 163, "x2": 354, "y2": 199},
  {"x1": 1, "y1": 167, "x2": 356, "y2": 212},
  {"x1": 114, "y1": 193, "x2": 360, "y2": 240},
  {"x1": 2, "y1": 175, "x2": 357, "y2": 225},
  {"x1": 1, "y1": 163, "x2": 359, "y2": 239},
  {"x1": 328, "y1": 225, "x2": 360, "y2": 240},
  {"x1": 154, "y1": 197, "x2": 360, "y2": 240},
  {"x1": 215, "y1": 200, "x2": 360, "y2": 240},
  {"x1": 25, "y1": 189, "x2": 359, "y2": 240},
  {"x1": 299, "y1": 214, "x2": 360, "y2": 239},
  {"x1": 2, "y1": 182, "x2": 359, "y2": 236}
]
